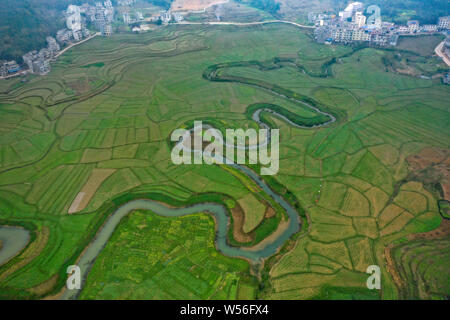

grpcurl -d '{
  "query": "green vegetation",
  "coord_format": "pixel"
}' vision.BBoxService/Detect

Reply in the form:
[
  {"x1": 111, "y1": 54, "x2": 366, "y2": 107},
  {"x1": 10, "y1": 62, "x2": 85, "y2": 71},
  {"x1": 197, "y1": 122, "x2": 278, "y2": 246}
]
[
  {"x1": 246, "y1": 103, "x2": 331, "y2": 127},
  {"x1": 0, "y1": 22, "x2": 448, "y2": 300},
  {"x1": 357, "y1": 0, "x2": 449, "y2": 25},
  {"x1": 235, "y1": 0, "x2": 281, "y2": 16},
  {"x1": 391, "y1": 237, "x2": 450, "y2": 299},
  {"x1": 80, "y1": 210, "x2": 255, "y2": 299},
  {"x1": 397, "y1": 34, "x2": 445, "y2": 57},
  {"x1": 277, "y1": 0, "x2": 449, "y2": 25},
  {"x1": 0, "y1": 1, "x2": 88, "y2": 62},
  {"x1": 145, "y1": 0, "x2": 173, "y2": 10},
  {"x1": 438, "y1": 200, "x2": 450, "y2": 219}
]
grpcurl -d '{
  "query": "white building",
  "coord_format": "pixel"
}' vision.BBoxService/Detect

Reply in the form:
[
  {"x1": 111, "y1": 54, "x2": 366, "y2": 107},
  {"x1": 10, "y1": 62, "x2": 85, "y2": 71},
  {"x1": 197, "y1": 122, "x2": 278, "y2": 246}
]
[
  {"x1": 22, "y1": 51, "x2": 50, "y2": 75},
  {"x1": 407, "y1": 20, "x2": 420, "y2": 33},
  {"x1": 101, "y1": 24, "x2": 113, "y2": 36},
  {"x1": 422, "y1": 25, "x2": 437, "y2": 32},
  {"x1": 354, "y1": 11, "x2": 366, "y2": 28},
  {"x1": 161, "y1": 10, "x2": 171, "y2": 23},
  {"x1": 438, "y1": 16, "x2": 449, "y2": 30},
  {"x1": 46, "y1": 36, "x2": 60, "y2": 54},
  {"x1": 118, "y1": 0, "x2": 135, "y2": 5},
  {"x1": 397, "y1": 26, "x2": 409, "y2": 34},
  {"x1": 56, "y1": 29, "x2": 72, "y2": 43},
  {"x1": 123, "y1": 13, "x2": 131, "y2": 24},
  {"x1": 173, "y1": 13, "x2": 184, "y2": 23},
  {"x1": 3, "y1": 61, "x2": 21, "y2": 74},
  {"x1": 339, "y1": 2, "x2": 363, "y2": 21},
  {"x1": 351, "y1": 29, "x2": 370, "y2": 41},
  {"x1": 66, "y1": 5, "x2": 82, "y2": 32}
]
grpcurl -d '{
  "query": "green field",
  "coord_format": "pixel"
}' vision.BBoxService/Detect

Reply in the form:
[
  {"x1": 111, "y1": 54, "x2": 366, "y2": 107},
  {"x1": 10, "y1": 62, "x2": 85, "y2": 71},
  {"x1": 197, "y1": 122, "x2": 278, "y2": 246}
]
[
  {"x1": 0, "y1": 22, "x2": 448, "y2": 300},
  {"x1": 80, "y1": 211, "x2": 255, "y2": 299},
  {"x1": 391, "y1": 236, "x2": 450, "y2": 299},
  {"x1": 396, "y1": 34, "x2": 445, "y2": 57}
]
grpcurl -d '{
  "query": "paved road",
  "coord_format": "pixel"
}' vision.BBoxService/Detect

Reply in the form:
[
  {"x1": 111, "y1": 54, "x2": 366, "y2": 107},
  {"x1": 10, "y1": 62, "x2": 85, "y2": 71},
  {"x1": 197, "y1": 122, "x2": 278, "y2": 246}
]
[
  {"x1": 435, "y1": 41, "x2": 450, "y2": 67},
  {"x1": 0, "y1": 33, "x2": 100, "y2": 80},
  {"x1": 179, "y1": 20, "x2": 315, "y2": 29},
  {"x1": 53, "y1": 32, "x2": 100, "y2": 59}
]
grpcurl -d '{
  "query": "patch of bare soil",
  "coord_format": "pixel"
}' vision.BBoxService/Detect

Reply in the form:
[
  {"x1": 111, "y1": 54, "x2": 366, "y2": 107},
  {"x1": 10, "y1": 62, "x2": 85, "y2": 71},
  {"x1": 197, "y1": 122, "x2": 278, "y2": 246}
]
[
  {"x1": 231, "y1": 204, "x2": 254, "y2": 243},
  {"x1": 385, "y1": 147, "x2": 450, "y2": 294},
  {"x1": 395, "y1": 66, "x2": 419, "y2": 76},
  {"x1": 171, "y1": 0, "x2": 228, "y2": 12},
  {"x1": 244, "y1": 219, "x2": 289, "y2": 252},
  {"x1": 408, "y1": 218, "x2": 450, "y2": 241},
  {"x1": 68, "y1": 168, "x2": 116, "y2": 214},
  {"x1": 67, "y1": 77, "x2": 91, "y2": 95},
  {"x1": 385, "y1": 219, "x2": 450, "y2": 297},
  {"x1": 385, "y1": 244, "x2": 405, "y2": 291},
  {"x1": 406, "y1": 147, "x2": 449, "y2": 200},
  {"x1": 264, "y1": 204, "x2": 276, "y2": 218},
  {"x1": 29, "y1": 274, "x2": 59, "y2": 297}
]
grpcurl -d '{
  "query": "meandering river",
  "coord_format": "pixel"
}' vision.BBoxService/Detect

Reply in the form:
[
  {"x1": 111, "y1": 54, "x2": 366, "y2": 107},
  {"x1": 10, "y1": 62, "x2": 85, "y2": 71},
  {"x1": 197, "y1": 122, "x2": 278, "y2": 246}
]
[
  {"x1": 61, "y1": 160, "x2": 301, "y2": 299},
  {"x1": 62, "y1": 99, "x2": 337, "y2": 299}
]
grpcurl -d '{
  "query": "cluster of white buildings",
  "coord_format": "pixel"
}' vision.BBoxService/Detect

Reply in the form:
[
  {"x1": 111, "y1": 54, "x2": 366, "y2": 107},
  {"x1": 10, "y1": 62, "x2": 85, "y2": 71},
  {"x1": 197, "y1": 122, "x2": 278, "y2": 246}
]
[
  {"x1": 8, "y1": 2, "x2": 116, "y2": 78},
  {"x1": 313, "y1": 2, "x2": 450, "y2": 47},
  {"x1": 21, "y1": 1, "x2": 119, "y2": 76},
  {"x1": 2, "y1": 0, "x2": 190, "y2": 78},
  {"x1": 22, "y1": 37, "x2": 61, "y2": 75},
  {"x1": 396, "y1": 17, "x2": 450, "y2": 35},
  {"x1": 0, "y1": 60, "x2": 21, "y2": 77},
  {"x1": 157, "y1": 10, "x2": 184, "y2": 24},
  {"x1": 122, "y1": 11, "x2": 145, "y2": 25},
  {"x1": 21, "y1": 3, "x2": 96, "y2": 76},
  {"x1": 80, "y1": 1, "x2": 115, "y2": 36},
  {"x1": 130, "y1": 10, "x2": 184, "y2": 33},
  {"x1": 118, "y1": 0, "x2": 135, "y2": 6}
]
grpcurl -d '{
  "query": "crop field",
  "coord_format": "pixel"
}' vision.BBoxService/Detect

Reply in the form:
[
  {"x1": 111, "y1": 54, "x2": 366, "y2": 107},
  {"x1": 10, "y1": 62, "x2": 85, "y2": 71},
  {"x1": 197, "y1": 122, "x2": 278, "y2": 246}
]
[
  {"x1": 390, "y1": 236, "x2": 450, "y2": 299},
  {"x1": 80, "y1": 211, "x2": 254, "y2": 299},
  {"x1": 396, "y1": 34, "x2": 445, "y2": 57},
  {"x1": 0, "y1": 22, "x2": 448, "y2": 300}
]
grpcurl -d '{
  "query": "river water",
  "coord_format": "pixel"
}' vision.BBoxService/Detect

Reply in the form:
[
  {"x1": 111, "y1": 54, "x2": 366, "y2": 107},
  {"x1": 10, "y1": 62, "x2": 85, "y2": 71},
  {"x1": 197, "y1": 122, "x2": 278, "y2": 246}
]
[
  {"x1": 61, "y1": 161, "x2": 301, "y2": 299},
  {"x1": 0, "y1": 226, "x2": 30, "y2": 266}
]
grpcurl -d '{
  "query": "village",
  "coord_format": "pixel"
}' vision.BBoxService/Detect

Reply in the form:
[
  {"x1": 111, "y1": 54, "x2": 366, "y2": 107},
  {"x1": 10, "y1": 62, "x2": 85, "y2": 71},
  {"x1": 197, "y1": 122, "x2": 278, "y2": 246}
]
[
  {"x1": 0, "y1": 0, "x2": 185, "y2": 79},
  {"x1": 1, "y1": 1, "x2": 449, "y2": 80},
  {"x1": 312, "y1": 2, "x2": 449, "y2": 48}
]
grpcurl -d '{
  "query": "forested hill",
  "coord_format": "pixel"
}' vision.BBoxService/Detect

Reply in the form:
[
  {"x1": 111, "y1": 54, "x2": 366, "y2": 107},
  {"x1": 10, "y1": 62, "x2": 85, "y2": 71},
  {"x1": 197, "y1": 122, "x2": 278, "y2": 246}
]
[
  {"x1": 0, "y1": 0, "x2": 175, "y2": 63},
  {"x1": 0, "y1": 0, "x2": 90, "y2": 62}
]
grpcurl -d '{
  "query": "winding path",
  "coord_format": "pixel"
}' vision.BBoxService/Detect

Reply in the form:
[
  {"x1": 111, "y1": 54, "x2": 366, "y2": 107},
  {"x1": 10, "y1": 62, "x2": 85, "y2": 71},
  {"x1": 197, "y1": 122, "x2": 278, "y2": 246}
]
[
  {"x1": 178, "y1": 20, "x2": 315, "y2": 29},
  {"x1": 435, "y1": 41, "x2": 450, "y2": 67}
]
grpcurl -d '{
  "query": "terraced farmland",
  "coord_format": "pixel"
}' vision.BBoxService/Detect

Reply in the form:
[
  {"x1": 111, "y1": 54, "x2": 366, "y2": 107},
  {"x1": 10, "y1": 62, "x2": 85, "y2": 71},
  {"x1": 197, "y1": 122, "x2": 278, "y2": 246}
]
[
  {"x1": 390, "y1": 236, "x2": 450, "y2": 299},
  {"x1": 0, "y1": 22, "x2": 448, "y2": 300}
]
